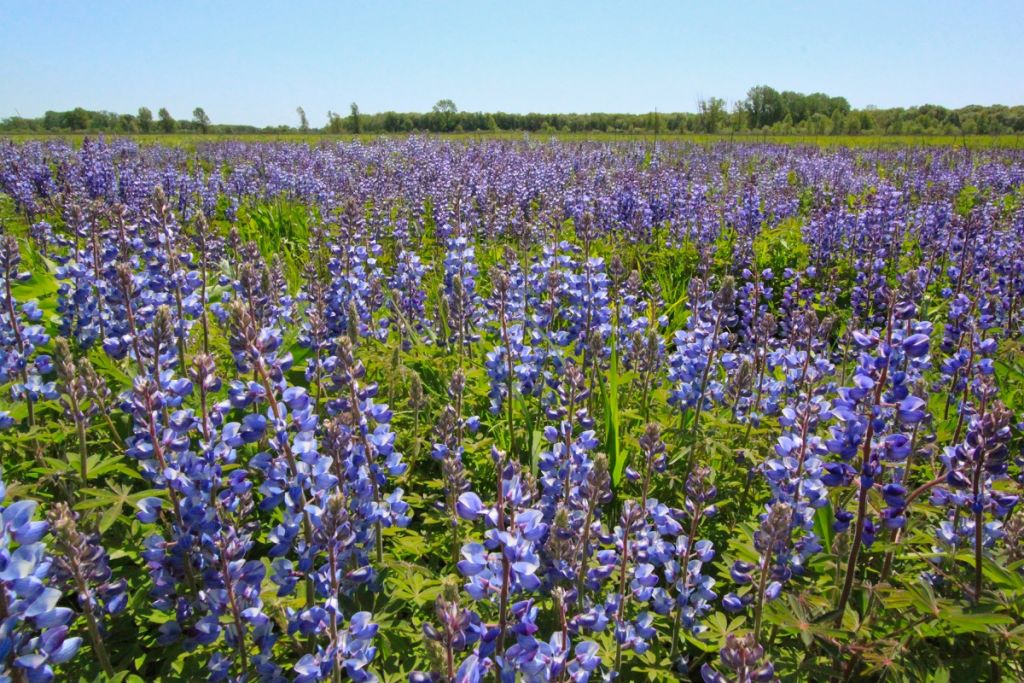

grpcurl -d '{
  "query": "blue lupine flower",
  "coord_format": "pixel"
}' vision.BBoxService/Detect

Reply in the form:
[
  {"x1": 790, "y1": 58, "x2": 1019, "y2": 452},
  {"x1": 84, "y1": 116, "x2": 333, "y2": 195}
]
[{"x1": 0, "y1": 471, "x2": 81, "y2": 683}]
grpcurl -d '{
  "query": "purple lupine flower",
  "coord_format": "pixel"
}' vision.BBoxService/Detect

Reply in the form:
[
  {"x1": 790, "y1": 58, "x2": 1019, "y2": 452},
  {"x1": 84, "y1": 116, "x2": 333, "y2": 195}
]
[
  {"x1": 432, "y1": 369, "x2": 480, "y2": 565},
  {"x1": 934, "y1": 389, "x2": 1017, "y2": 599},
  {"x1": 136, "y1": 350, "x2": 284, "y2": 679},
  {"x1": 1, "y1": 235, "x2": 57, "y2": 431},
  {"x1": 322, "y1": 335, "x2": 409, "y2": 566},
  {"x1": 0, "y1": 472, "x2": 82, "y2": 682},
  {"x1": 666, "y1": 465, "x2": 718, "y2": 667},
  {"x1": 723, "y1": 503, "x2": 793, "y2": 643},
  {"x1": 390, "y1": 248, "x2": 432, "y2": 348},
  {"x1": 701, "y1": 633, "x2": 778, "y2": 683},
  {"x1": 442, "y1": 236, "x2": 482, "y2": 349},
  {"x1": 288, "y1": 491, "x2": 380, "y2": 682},
  {"x1": 418, "y1": 582, "x2": 486, "y2": 682},
  {"x1": 668, "y1": 277, "x2": 735, "y2": 440},
  {"x1": 47, "y1": 502, "x2": 123, "y2": 675},
  {"x1": 452, "y1": 447, "x2": 608, "y2": 680}
]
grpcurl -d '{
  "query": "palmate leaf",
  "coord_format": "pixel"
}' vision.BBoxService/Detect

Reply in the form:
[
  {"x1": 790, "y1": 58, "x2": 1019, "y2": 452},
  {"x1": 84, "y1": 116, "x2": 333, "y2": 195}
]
[
  {"x1": 977, "y1": 555, "x2": 1024, "y2": 591},
  {"x1": 879, "y1": 578, "x2": 1016, "y2": 636},
  {"x1": 766, "y1": 594, "x2": 845, "y2": 647},
  {"x1": 75, "y1": 484, "x2": 163, "y2": 533},
  {"x1": 630, "y1": 647, "x2": 679, "y2": 683},
  {"x1": 97, "y1": 495, "x2": 125, "y2": 533},
  {"x1": 86, "y1": 453, "x2": 143, "y2": 481},
  {"x1": 86, "y1": 348, "x2": 135, "y2": 390},
  {"x1": 388, "y1": 529, "x2": 430, "y2": 561},
  {"x1": 704, "y1": 610, "x2": 749, "y2": 649},
  {"x1": 385, "y1": 567, "x2": 442, "y2": 608},
  {"x1": 939, "y1": 606, "x2": 1015, "y2": 633},
  {"x1": 42, "y1": 455, "x2": 74, "y2": 474},
  {"x1": 905, "y1": 578, "x2": 944, "y2": 617}
]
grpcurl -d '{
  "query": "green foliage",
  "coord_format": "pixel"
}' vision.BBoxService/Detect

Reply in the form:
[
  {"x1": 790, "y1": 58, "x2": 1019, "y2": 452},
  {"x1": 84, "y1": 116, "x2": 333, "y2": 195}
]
[
  {"x1": 7, "y1": 88, "x2": 1024, "y2": 137},
  {"x1": 192, "y1": 106, "x2": 210, "y2": 134},
  {"x1": 157, "y1": 107, "x2": 175, "y2": 133},
  {"x1": 137, "y1": 107, "x2": 153, "y2": 133},
  {"x1": 603, "y1": 335, "x2": 623, "y2": 487},
  {"x1": 752, "y1": 217, "x2": 810, "y2": 273},
  {"x1": 349, "y1": 102, "x2": 362, "y2": 134},
  {"x1": 1, "y1": 161, "x2": 1022, "y2": 682},
  {"x1": 234, "y1": 201, "x2": 313, "y2": 288},
  {"x1": 955, "y1": 184, "x2": 981, "y2": 217}
]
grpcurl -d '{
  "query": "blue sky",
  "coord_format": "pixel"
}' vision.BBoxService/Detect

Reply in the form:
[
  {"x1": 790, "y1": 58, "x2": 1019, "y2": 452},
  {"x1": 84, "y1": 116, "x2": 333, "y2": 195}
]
[{"x1": 1, "y1": 1, "x2": 1021, "y2": 127}]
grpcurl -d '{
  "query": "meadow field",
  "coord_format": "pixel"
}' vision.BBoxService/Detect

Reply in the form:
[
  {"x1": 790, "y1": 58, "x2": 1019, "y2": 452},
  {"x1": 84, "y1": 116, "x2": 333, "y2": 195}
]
[
  {"x1": 0, "y1": 135, "x2": 1022, "y2": 682},
  {"x1": 2, "y1": 131, "x2": 1023, "y2": 151}
]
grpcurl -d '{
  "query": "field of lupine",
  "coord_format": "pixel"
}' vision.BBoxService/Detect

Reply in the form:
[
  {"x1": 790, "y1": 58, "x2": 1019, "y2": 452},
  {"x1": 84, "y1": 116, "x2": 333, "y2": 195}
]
[{"x1": 0, "y1": 137, "x2": 1022, "y2": 682}]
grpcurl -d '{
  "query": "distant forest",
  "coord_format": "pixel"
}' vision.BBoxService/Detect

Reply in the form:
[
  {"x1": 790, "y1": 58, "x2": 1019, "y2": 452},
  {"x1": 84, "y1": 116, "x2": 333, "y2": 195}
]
[{"x1": 4, "y1": 86, "x2": 1024, "y2": 136}]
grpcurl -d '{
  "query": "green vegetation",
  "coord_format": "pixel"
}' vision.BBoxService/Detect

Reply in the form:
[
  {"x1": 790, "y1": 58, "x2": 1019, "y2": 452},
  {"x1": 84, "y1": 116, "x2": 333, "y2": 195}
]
[
  {"x1": 4, "y1": 131, "x2": 1021, "y2": 152},
  {"x1": 4, "y1": 85, "x2": 1024, "y2": 137}
]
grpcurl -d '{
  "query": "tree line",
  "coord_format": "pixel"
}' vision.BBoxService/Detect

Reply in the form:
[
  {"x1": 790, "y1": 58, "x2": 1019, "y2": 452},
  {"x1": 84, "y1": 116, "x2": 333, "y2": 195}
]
[{"x1": 4, "y1": 87, "x2": 1024, "y2": 136}]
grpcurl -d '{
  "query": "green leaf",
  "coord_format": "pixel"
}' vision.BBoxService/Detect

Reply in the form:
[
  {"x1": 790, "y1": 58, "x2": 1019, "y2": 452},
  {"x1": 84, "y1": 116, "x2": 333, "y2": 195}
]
[
  {"x1": 386, "y1": 568, "x2": 442, "y2": 607},
  {"x1": 604, "y1": 333, "x2": 623, "y2": 487},
  {"x1": 98, "y1": 499, "x2": 123, "y2": 533},
  {"x1": 907, "y1": 577, "x2": 941, "y2": 617},
  {"x1": 941, "y1": 607, "x2": 1014, "y2": 632},
  {"x1": 813, "y1": 501, "x2": 835, "y2": 555}
]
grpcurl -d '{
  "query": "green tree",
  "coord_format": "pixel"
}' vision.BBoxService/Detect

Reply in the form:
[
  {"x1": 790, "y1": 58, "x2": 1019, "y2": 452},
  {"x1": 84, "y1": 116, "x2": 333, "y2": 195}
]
[
  {"x1": 349, "y1": 102, "x2": 361, "y2": 133},
  {"x1": 432, "y1": 99, "x2": 458, "y2": 132},
  {"x1": 830, "y1": 109, "x2": 844, "y2": 135},
  {"x1": 809, "y1": 112, "x2": 829, "y2": 135},
  {"x1": 845, "y1": 113, "x2": 861, "y2": 135},
  {"x1": 697, "y1": 97, "x2": 726, "y2": 133},
  {"x1": 66, "y1": 107, "x2": 91, "y2": 130},
  {"x1": 192, "y1": 107, "x2": 211, "y2": 134},
  {"x1": 730, "y1": 101, "x2": 745, "y2": 132},
  {"x1": 157, "y1": 108, "x2": 175, "y2": 133},
  {"x1": 743, "y1": 85, "x2": 784, "y2": 128},
  {"x1": 327, "y1": 110, "x2": 344, "y2": 134},
  {"x1": 138, "y1": 107, "x2": 153, "y2": 133},
  {"x1": 381, "y1": 111, "x2": 403, "y2": 132},
  {"x1": 646, "y1": 110, "x2": 662, "y2": 134},
  {"x1": 297, "y1": 106, "x2": 309, "y2": 133},
  {"x1": 779, "y1": 113, "x2": 794, "y2": 134},
  {"x1": 119, "y1": 114, "x2": 138, "y2": 133}
]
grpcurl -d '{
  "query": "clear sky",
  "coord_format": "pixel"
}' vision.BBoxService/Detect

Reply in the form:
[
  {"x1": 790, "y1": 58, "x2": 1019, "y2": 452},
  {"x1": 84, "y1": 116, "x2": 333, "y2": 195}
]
[{"x1": 1, "y1": 1, "x2": 1021, "y2": 127}]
